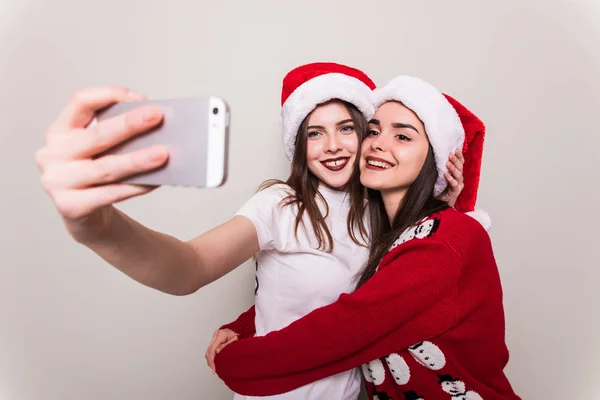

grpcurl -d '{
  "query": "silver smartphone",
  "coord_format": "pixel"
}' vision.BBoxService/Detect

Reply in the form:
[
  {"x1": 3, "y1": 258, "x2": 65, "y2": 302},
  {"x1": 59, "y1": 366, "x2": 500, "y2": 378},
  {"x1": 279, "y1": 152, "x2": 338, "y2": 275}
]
[{"x1": 96, "y1": 96, "x2": 229, "y2": 188}]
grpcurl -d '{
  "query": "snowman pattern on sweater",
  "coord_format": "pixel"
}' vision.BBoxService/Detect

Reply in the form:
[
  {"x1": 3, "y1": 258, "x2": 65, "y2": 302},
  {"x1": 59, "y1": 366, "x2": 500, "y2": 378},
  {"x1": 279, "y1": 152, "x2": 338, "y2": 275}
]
[
  {"x1": 374, "y1": 216, "x2": 440, "y2": 277},
  {"x1": 372, "y1": 387, "x2": 394, "y2": 400},
  {"x1": 363, "y1": 341, "x2": 483, "y2": 399},
  {"x1": 390, "y1": 217, "x2": 440, "y2": 250},
  {"x1": 384, "y1": 353, "x2": 411, "y2": 385},
  {"x1": 403, "y1": 391, "x2": 425, "y2": 400},
  {"x1": 362, "y1": 359, "x2": 387, "y2": 385},
  {"x1": 439, "y1": 375, "x2": 483, "y2": 400},
  {"x1": 361, "y1": 216, "x2": 483, "y2": 399},
  {"x1": 408, "y1": 341, "x2": 446, "y2": 370},
  {"x1": 362, "y1": 341, "x2": 446, "y2": 386}
]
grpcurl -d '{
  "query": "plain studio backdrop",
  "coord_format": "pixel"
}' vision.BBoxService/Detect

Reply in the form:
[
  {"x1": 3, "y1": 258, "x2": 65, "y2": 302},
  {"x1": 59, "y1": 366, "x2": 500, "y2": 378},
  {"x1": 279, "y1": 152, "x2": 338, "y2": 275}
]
[{"x1": 1, "y1": 0, "x2": 599, "y2": 399}]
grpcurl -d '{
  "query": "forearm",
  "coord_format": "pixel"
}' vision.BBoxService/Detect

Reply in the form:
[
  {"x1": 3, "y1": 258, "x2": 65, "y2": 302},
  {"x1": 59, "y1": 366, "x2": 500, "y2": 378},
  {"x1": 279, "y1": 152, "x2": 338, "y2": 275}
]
[
  {"x1": 215, "y1": 239, "x2": 462, "y2": 395},
  {"x1": 75, "y1": 207, "x2": 204, "y2": 295}
]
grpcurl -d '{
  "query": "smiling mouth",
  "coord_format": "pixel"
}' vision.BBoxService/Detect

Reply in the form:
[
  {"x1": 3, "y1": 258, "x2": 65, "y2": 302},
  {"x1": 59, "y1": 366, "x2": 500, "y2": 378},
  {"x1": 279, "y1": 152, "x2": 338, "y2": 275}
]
[
  {"x1": 365, "y1": 157, "x2": 394, "y2": 170},
  {"x1": 321, "y1": 157, "x2": 350, "y2": 171}
]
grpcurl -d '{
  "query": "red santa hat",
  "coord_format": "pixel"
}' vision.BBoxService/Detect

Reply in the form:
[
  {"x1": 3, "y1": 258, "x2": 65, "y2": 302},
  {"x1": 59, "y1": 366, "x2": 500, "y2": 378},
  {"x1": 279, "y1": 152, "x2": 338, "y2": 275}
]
[
  {"x1": 280, "y1": 62, "x2": 376, "y2": 161},
  {"x1": 372, "y1": 75, "x2": 491, "y2": 230}
]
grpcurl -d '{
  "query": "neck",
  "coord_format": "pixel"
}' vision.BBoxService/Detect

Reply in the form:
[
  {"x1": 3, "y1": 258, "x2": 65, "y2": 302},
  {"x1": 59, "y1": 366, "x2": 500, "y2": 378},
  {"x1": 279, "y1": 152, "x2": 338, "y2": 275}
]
[
  {"x1": 318, "y1": 181, "x2": 350, "y2": 206},
  {"x1": 381, "y1": 189, "x2": 407, "y2": 224}
]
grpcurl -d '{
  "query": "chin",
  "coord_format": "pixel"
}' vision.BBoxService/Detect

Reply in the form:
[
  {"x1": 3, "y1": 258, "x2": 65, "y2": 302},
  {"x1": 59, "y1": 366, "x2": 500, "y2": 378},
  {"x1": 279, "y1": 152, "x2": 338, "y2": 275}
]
[
  {"x1": 359, "y1": 172, "x2": 381, "y2": 190},
  {"x1": 321, "y1": 174, "x2": 351, "y2": 189},
  {"x1": 360, "y1": 182, "x2": 381, "y2": 191},
  {"x1": 310, "y1": 162, "x2": 354, "y2": 189}
]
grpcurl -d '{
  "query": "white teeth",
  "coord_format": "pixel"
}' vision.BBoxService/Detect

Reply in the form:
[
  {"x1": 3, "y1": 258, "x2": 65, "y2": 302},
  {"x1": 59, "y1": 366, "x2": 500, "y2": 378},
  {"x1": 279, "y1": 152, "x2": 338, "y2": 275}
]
[
  {"x1": 324, "y1": 159, "x2": 347, "y2": 167},
  {"x1": 367, "y1": 159, "x2": 392, "y2": 169}
]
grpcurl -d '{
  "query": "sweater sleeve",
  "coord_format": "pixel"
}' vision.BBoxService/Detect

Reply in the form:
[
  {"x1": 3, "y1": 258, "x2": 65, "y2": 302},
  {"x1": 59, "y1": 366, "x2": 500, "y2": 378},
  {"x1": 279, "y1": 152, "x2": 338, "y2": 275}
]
[
  {"x1": 214, "y1": 229, "x2": 465, "y2": 396},
  {"x1": 219, "y1": 305, "x2": 256, "y2": 339}
]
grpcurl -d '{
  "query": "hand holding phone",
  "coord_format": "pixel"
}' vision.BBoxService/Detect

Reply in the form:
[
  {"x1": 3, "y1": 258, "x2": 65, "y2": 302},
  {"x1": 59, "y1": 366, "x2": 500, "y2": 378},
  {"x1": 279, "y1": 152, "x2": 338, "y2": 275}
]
[
  {"x1": 96, "y1": 96, "x2": 230, "y2": 188},
  {"x1": 37, "y1": 86, "x2": 230, "y2": 234}
]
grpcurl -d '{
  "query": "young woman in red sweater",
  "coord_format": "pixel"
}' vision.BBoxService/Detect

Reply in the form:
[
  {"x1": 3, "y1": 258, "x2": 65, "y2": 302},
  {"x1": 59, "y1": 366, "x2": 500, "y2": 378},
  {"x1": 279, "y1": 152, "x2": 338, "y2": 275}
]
[{"x1": 212, "y1": 76, "x2": 520, "y2": 400}]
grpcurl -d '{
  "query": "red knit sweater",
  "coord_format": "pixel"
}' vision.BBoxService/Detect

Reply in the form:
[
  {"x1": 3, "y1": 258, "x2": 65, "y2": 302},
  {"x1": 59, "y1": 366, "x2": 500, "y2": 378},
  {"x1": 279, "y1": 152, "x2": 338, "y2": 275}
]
[
  {"x1": 215, "y1": 208, "x2": 520, "y2": 400},
  {"x1": 221, "y1": 305, "x2": 255, "y2": 339}
]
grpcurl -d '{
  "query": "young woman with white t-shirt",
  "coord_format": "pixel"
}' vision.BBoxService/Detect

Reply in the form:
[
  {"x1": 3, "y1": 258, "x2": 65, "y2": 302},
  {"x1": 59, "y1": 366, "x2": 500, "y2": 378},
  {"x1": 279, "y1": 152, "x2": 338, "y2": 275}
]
[{"x1": 36, "y1": 62, "x2": 464, "y2": 400}]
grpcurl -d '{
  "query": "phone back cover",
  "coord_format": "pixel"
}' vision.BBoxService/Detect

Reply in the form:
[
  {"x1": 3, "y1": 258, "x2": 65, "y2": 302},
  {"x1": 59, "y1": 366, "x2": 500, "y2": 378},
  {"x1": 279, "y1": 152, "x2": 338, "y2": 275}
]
[{"x1": 97, "y1": 97, "x2": 210, "y2": 187}]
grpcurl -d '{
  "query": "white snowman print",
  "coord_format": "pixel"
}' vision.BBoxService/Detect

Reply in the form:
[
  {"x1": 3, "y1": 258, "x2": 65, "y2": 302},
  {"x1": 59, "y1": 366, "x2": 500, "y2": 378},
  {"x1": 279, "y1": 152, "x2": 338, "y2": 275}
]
[
  {"x1": 439, "y1": 374, "x2": 483, "y2": 400},
  {"x1": 408, "y1": 341, "x2": 446, "y2": 370},
  {"x1": 361, "y1": 359, "x2": 386, "y2": 385},
  {"x1": 361, "y1": 363, "x2": 373, "y2": 383},
  {"x1": 391, "y1": 226, "x2": 417, "y2": 248},
  {"x1": 390, "y1": 217, "x2": 440, "y2": 250},
  {"x1": 384, "y1": 353, "x2": 411, "y2": 385},
  {"x1": 414, "y1": 219, "x2": 438, "y2": 239}
]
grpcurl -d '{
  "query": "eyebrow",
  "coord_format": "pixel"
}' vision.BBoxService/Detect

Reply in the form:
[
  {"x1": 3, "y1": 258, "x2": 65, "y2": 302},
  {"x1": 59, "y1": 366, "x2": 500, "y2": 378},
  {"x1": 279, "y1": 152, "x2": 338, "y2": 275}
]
[
  {"x1": 308, "y1": 119, "x2": 354, "y2": 130},
  {"x1": 369, "y1": 119, "x2": 420, "y2": 134}
]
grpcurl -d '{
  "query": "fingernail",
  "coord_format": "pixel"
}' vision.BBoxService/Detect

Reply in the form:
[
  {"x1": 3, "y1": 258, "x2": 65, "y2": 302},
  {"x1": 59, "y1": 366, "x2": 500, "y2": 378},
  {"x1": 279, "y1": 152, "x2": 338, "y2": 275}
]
[
  {"x1": 147, "y1": 146, "x2": 166, "y2": 162},
  {"x1": 142, "y1": 108, "x2": 160, "y2": 122}
]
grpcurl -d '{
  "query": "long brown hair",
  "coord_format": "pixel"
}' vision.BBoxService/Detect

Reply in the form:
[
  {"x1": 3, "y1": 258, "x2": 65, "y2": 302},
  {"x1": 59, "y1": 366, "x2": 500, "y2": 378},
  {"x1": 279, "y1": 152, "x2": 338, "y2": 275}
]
[
  {"x1": 356, "y1": 145, "x2": 449, "y2": 288},
  {"x1": 261, "y1": 100, "x2": 369, "y2": 252}
]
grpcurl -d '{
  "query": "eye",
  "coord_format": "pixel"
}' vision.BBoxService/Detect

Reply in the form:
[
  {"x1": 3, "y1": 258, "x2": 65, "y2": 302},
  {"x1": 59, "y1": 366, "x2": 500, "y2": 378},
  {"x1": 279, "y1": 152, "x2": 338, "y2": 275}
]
[
  {"x1": 368, "y1": 129, "x2": 380, "y2": 136},
  {"x1": 307, "y1": 131, "x2": 322, "y2": 138},
  {"x1": 395, "y1": 133, "x2": 412, "y2": 141},
  {"x1": 340, "y1": 125, "x2": 355, "y2": 133}
]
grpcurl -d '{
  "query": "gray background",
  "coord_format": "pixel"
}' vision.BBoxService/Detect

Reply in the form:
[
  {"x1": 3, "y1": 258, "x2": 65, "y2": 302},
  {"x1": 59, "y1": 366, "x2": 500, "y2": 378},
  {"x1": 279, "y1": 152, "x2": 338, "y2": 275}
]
[{"x1": 1, "y1": 0, "x2": 599, "y2": 399}]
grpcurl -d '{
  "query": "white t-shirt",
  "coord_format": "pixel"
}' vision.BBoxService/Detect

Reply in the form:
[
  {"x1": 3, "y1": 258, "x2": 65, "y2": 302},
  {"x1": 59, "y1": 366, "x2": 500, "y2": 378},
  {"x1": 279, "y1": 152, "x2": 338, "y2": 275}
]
[{"x1": 233, "y1": 183, "x2": 370, "y2": 400}]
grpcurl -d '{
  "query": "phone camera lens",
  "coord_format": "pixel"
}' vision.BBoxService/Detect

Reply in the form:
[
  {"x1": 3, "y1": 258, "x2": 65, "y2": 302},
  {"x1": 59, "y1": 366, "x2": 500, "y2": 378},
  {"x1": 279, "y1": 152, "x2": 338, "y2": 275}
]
[{"x1": 212, "y1": 107, "x2": 219, "y2": 115}]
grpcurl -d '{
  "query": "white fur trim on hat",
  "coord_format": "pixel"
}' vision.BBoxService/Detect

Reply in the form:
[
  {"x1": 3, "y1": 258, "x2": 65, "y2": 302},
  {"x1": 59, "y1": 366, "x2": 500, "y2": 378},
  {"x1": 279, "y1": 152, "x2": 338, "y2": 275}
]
[
  {"x1": 372, "y1": 76, "x2": 465, "y2": 197},
  {"x1": 281, "y1": 73, "x2": 375, "y2": 161}
]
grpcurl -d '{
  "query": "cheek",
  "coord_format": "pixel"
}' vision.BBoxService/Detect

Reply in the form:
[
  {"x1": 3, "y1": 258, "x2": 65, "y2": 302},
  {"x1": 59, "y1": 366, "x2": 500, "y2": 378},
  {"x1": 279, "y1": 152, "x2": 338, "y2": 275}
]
[
  {"x1": 403, "y1": 140, "x2": 429, "y2": 164},
  {"x1": 359, "y1": 138, "x2": 372, "y2": 170},
  {"x1": 395, "y1": 147, "x2": 421, "y2": 167},
  {"x1": 306, "y1": 140, "x2": 323, "y2": 161},
  {"x1": 361, "y1": 137, "x2": 373, "y2": 157},
  {"x1": 415, "y1": 144, "x2": 430, "y2": 171},
  {"x1": 394, "y1": 144, "x2": 429, "y2": 179},
  {"x1": 340, "y1": 133, "x2": 359, "y2": 154}
]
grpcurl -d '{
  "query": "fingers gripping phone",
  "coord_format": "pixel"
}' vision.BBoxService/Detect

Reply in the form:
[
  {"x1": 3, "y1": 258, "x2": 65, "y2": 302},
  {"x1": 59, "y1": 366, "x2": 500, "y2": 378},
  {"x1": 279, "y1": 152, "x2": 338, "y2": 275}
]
[{"x1": 96, "y1": 96, "x2": 229, "y2": 188}]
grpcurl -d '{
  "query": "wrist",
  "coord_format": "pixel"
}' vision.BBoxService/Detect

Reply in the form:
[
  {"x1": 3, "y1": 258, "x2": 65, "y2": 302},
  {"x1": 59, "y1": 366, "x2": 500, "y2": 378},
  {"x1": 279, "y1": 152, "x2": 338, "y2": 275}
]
[{"x1": 67, "y1": 206, "x2": 118, "y2": 246}]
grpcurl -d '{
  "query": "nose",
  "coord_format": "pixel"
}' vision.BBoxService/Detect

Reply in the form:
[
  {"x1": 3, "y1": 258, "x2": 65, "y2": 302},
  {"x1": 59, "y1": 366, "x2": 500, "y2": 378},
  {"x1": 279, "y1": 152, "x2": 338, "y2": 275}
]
[
  {"x1": 325, "y1": 133, "x2": 342, "y2": 154},
  {"x1": 370, "y1": 132, "x2": 387, "y2": 152}
]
